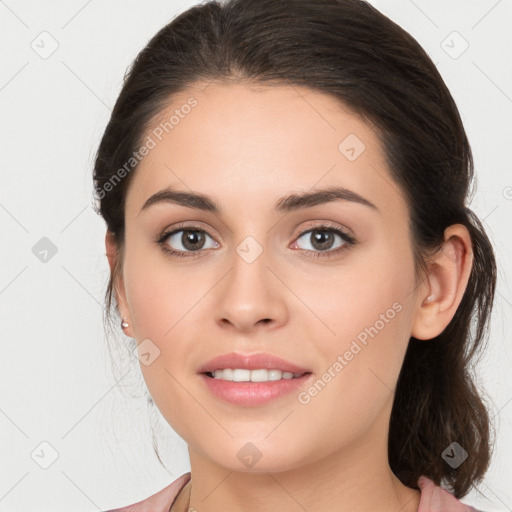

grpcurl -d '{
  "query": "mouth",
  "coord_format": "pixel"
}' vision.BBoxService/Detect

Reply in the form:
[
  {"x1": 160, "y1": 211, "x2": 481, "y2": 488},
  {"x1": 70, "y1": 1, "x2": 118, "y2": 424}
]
[
  {"x1": 196, "y1": 352, "x2": 313, "y2": 406},
  {"x1": 202, "y1": 369, "x2": 312, "y2": 381}
]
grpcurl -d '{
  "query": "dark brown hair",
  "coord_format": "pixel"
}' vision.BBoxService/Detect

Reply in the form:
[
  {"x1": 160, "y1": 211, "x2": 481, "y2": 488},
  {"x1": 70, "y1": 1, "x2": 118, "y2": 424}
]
[{"x1": 92, "y1": 0, "x2": 497, "y2": 498}]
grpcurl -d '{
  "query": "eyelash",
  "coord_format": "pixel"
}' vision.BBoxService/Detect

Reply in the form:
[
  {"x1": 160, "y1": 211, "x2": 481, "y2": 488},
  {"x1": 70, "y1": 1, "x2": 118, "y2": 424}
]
[{"x1": 155, "y1": 223, "x2": 357, "y2": 260}]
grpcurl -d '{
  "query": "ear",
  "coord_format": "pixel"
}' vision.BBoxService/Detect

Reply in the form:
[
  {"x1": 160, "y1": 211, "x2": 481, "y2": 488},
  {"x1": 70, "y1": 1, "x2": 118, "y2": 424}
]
[
  {"x1": 411, "y1": 224, "x2": 474, "y2": 340},
  {"x1": 105, "y1": 230, "x2": 134, "y2": 337}
]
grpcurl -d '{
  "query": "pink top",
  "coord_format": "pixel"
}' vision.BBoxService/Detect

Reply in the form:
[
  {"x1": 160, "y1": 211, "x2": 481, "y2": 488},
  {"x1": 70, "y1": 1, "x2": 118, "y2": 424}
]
[{"x1": 104, "y1": 472, "x2": 482, "y2": 512}]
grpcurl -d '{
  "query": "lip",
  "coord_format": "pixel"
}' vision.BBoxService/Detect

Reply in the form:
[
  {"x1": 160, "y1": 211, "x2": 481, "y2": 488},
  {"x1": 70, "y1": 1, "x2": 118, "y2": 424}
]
[
  {"x1": 199, "y1": 373, "x2": 314, "y2": 407},
  {"x1": 197, "y1": 352, "x2": 311, "y2": 375}
]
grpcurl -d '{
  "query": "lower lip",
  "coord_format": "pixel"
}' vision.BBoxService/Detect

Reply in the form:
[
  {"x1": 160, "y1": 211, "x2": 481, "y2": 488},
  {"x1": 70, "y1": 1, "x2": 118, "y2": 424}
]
[{"x1": 199, "y1": 373, "x2": 313, "y2": 406}]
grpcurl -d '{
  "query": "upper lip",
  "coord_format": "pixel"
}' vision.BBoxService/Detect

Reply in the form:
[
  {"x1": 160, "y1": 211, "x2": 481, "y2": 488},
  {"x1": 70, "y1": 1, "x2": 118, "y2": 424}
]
[{"x1": 197, "y1": 352, "x2": 311, "y2": 375}]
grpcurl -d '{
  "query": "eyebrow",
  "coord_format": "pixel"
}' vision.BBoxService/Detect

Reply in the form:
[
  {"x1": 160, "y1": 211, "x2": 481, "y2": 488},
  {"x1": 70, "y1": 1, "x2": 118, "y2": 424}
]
[{"x1": 139, "y1": 185, "x2": 379, "y2": 215}]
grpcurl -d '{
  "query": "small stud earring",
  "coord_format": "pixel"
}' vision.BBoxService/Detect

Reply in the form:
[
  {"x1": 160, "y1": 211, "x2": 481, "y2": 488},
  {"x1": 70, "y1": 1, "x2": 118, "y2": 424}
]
[
  {"x1": 121, "y1": 318, "x2": 130, "y2": 328},
  {"x1": 425, "y1": 294, "x2": 434, "y2": 304}
]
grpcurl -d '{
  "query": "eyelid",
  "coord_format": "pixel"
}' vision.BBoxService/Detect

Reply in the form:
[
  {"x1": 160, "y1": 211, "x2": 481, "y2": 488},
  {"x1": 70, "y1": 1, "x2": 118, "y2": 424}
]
[{"x1": 293, "y1": 220, "x2": 355, "y2": 239}]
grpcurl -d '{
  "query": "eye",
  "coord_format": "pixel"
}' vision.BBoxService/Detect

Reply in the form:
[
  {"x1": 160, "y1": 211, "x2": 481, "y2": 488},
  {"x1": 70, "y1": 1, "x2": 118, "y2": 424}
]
[
  {"x1": 156, "y1": 223, "x2": 357, "y2": 259},
  {"x1": 291, "y1": 225, "x2": 356, "y2": 258},
  {"x1": 157, "y1": 225, "x2": 219, "y2": 258}
]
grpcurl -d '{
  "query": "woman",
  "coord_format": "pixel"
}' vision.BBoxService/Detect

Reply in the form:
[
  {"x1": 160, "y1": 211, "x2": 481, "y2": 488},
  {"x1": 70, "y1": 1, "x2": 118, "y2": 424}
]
[{"x1": 94, "y1": 0, "x2": 496, "y2": 510}]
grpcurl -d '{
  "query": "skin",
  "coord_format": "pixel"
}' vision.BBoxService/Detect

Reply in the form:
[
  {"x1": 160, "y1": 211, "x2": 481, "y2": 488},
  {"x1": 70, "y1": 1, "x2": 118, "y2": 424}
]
[{"x1": 106, "y1": 82, "x2": 473, "y2": 512}]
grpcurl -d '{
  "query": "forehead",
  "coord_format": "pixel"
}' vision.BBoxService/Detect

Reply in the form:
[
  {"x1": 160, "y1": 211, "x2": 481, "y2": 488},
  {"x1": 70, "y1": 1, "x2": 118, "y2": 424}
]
[{"x1": 125, "y1": 82, "x2": 406, "y2": 221}]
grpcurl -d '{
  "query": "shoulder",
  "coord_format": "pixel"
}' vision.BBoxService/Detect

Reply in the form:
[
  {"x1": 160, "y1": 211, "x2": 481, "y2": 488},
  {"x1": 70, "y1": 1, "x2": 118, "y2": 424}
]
[
  {"x1": 103, "y1": 472, "x2": 191, "y2": 512},
  {"x1": 417, "y1": 476, "x2": 484, "y2": 512}
]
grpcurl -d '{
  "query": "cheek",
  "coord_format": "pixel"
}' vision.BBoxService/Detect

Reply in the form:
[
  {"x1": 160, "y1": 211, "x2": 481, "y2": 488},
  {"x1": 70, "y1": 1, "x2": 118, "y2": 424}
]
[
  {"x1": 293, "y1": 297, "x2": 413, "y2": 455},
  {"x1": 121, "y1": 244, "x2": 218, "y2": 399},
  {"x1": 122, "y1": 253, "x2": 201, "y2": 432},
  {"x1": 305, "y1": 246, "x2": 416, "y2": 421},
  {"x1": 123, "y1": 244, "x2": 201, "y2": 341},
  {"x1": 298, "y1": 244, "x2": 414, "y2": 353}
]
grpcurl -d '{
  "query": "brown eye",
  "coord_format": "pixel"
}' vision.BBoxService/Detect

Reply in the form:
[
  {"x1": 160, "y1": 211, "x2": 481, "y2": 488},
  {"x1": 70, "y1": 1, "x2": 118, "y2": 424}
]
[
  {"x1": 292, "y1": 226, "x2": 355, "y2": 256},
  {"x1": 302, "y1": 230, "x2": 337, "y2": 251},
  {"x1": 158, "y1": 226, "x2": 219, "y2": 257}
]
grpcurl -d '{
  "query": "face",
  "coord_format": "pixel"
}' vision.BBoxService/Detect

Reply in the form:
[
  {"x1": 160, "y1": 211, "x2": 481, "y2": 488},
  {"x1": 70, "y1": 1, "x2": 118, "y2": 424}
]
[{"x1": 112, "y1": 82, "x2": 425, "y2": 473}]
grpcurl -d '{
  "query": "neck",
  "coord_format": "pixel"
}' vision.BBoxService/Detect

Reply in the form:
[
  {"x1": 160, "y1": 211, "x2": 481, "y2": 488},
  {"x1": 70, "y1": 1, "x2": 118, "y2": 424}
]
[{"x1": 177, "y1": 411, "x2": 420, "y2": 512}]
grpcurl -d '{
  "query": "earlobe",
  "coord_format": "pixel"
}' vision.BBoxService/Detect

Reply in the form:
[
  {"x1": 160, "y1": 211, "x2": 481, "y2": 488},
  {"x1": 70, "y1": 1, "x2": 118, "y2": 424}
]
[{"x1": 411, "y1": 224, "x2": 473, "y2": 341}]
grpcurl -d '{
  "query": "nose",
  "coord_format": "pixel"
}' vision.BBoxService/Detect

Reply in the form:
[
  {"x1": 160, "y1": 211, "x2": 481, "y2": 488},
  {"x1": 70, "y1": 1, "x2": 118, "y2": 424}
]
[{"x1": 214, "y1": 247, "x2": 289, "y2": 333}]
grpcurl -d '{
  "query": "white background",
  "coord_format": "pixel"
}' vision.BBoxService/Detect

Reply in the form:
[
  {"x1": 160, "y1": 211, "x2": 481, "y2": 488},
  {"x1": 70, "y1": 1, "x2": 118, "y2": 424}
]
[{"x1": 0, "y1": 0, "x2": 511, "y2": 510}]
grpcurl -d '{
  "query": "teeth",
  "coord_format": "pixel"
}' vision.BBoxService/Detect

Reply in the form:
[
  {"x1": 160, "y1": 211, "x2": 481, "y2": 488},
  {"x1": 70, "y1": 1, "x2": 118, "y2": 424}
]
[{"x1": 210, "y1": 368, "x2": 304, "y2": 382}]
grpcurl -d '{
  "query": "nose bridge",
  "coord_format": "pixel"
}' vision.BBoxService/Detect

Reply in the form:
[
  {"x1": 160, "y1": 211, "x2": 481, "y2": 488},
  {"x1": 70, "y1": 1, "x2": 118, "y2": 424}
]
[
  {"x1": 214, "y1": 231, "x2": 288, "y2": 330},
  {"x1": 228, "y1": 233, "x2": 272, "y2": 300}
]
